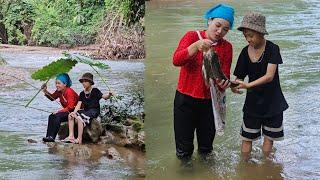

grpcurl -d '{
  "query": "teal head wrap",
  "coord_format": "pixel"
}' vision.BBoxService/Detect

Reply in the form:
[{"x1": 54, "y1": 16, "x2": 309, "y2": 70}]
[
  {"x1": 56, "y1": 73, "x2": 72, "y2": 87},
  {"x1": 204, "y1": 4, "x2": 235, "y2": 29}
]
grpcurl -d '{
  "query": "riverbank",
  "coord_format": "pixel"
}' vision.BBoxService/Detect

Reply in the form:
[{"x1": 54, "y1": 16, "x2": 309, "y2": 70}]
[{"x1": 0, "y1": 44, "x2": 144, "y2": 61}]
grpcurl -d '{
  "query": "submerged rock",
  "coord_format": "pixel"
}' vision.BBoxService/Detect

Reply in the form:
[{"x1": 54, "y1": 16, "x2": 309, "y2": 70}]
[
  {"x1": 47, "y1": 142, "x2": 93, "y2": 160},
  {"x1": 27, "y1": 139, "x2": 37, "y2": 143},
  {"x1": 106, "y1": 147, "x2": 122, "y2": 160},
  {"x1": 58, "y1": 118, "x2": 103, "y2": 143},
  {"x1": 46, "y1": 142, "x2": 128, "y2": 162}
]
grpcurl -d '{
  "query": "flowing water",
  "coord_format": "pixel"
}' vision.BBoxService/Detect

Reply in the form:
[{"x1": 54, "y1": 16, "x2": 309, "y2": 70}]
[
  {"x1": 0, "y1": 47, "x2": 145, "y2": 179},
  {"x1": 145, "y1": 0, "x2": 320, "y2": 179}
]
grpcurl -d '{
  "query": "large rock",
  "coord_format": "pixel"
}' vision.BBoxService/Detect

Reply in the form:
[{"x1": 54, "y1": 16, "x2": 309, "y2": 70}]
[
  {"x1": 47, "y1": 142, "x2": 93, "y2": 160},
  {"x1": 58, "y1": 118, "x2": 104, "y2": 143},
  {"x1": 101, "y1": 120, "x2": 145, "y2": 152},
  {"x1": 46, "y1": 142, "x2": 124, "y2": 161}
]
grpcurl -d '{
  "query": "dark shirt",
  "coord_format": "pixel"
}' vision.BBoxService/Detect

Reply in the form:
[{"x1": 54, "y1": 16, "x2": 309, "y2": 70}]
[
  {"x1": 79, "y1": 88, "x2": 103, "y2": 112},
  {"x1": 234, "y1": 40, "x2": 289, "y2": 118}
]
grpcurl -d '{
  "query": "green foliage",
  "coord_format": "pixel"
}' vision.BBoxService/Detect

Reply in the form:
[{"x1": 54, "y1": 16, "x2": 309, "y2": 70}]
[
  {"x1": 0, "y1": 0, "x2": 145, "y2": 47},
  {"x1": 100, "y1": 82, "x2": 144, "y2": 126},
  {"x1": 132, "y1": 119, "x2": 144, "y2": 132},
  {"x1": 0, "y1": 0, "x2": 34, "y2": 45},
  {"x1": 30, "y1": 0, "x2": 106, "y2": 46},
  {"x1": 31, "y1": 53, "x2": 109, "y2": 81},
  {"x1": 31, "y1": 58, "x2": 77, "y2": 81},
  {"x1": 63, "y1": 52, "x2": 109, "y2": 69},
  {"x1": 105, "y1": 0, "x2": 145, "y2": 25}
]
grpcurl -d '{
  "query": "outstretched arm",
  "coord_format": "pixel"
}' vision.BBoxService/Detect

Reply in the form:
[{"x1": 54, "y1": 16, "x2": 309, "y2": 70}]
[
  {"x1": 235, "y1": 63, "x2": 277, "y2": 89},
  {"x1": 102, "y1": 92, "x2": 113, "y2": 100},
  {"x1": 41, "y1": 83, "x2": 59, "y2": 101}
]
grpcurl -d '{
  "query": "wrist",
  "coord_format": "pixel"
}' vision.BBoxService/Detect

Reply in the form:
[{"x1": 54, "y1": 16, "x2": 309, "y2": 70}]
[{"x1": 189, "y1": 42, "x2": 199, "y2": 52}]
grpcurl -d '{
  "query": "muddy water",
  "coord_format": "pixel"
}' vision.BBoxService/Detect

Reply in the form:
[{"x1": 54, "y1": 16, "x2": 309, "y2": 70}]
[
  {"x1": 145, "y1": 0, "x2": 320, "y2": 179},
  {"x1": 0, "y1": 48, "x2": 145, "y2": 179}
]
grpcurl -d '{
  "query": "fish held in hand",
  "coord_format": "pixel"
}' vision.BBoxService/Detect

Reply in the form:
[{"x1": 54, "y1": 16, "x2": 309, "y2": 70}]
[{"x1": 202, "y1": 49, "x2": 237, "y2": 88}]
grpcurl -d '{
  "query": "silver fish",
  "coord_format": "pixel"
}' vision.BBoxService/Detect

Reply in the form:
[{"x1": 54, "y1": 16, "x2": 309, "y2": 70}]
[{"x1": 202, "y1": 49, "x2": 237, "y2": 88}]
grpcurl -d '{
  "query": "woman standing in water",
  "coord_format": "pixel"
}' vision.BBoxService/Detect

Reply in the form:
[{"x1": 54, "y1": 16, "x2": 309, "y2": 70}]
[
  {"x1": 41, "y1": 73, "x2": 79, "y2": 142},
  {"x1": 172, "y1": 4, "x2": 234, "y2": 160}
]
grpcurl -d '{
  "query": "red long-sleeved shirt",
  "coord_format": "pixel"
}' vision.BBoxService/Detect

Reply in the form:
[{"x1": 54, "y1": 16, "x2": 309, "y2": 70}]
[
  {"x1": 173, "y1": 30, "x2": 233, "y2": 99},
  {"x1": 45, "y1": 87, "x2": 79, "y2": 113}
]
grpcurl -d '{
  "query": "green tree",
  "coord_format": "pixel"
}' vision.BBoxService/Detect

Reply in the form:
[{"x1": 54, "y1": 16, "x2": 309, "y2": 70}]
[{"x1": 0, "y1": 0, "x2": 34, "y2": 44}]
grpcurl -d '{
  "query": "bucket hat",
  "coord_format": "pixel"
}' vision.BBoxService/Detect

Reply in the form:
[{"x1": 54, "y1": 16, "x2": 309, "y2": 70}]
[
  {"x1": 238, "y1": 12, "x2": 268, "y2": 35},
  {"x1": 79, "y1": 72, "x2": 94, "y2": 85}
]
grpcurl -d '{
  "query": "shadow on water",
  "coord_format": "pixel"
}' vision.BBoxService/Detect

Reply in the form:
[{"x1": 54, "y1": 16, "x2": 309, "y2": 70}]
[
  {"x1": 145, "y1": 0, "x2": 320, "y2": 179},
  {"x1": 0, "y1": 48, "x2": 145, "y2": 179}
]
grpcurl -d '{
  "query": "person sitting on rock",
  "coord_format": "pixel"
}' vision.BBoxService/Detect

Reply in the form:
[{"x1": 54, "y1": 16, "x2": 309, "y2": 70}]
[
  {"x1": 62, "y1": 72, "x2": 113, "y2": 144},
  {"x1": 42, "y1": 73, "x2": 79, "y2": 142}
]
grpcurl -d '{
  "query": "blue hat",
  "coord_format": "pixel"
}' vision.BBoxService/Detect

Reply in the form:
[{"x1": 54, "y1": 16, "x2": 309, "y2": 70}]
[
  {"x1": 204, "y1": 4, "x2": 235, "y2": 29},
  {"x1": 56, "y1": 73, "x2": 72, "y2": 87}
]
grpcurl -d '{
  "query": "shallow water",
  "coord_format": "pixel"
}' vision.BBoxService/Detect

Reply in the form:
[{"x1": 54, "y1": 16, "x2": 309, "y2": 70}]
[
  {"x1": 145, "y1": 0, "x2": 320, "y2": 179},
  {"x1": 0, "y1": 49, "x2": 145, "y2": 179}
]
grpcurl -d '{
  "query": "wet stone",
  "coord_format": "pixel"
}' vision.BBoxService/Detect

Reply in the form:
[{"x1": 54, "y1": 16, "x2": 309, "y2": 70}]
[{"x1": 58, "y1": 118, "x2": 104, "y2": 143}]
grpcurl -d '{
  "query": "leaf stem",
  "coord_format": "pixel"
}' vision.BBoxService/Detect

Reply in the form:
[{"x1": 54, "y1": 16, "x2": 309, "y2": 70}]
[
  {"x1": 25, "y1": 78, "x2": 50, "y2": 107},
  {"x1": 89, "y1": 64, "x2": 120, "y2": 102}
]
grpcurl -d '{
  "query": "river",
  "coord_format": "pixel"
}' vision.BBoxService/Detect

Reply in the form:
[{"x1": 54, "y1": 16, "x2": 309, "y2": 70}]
[
  {"x1": 0, "y1": 46, "x2": 145, "y2": 179},
  {"x1": 145, "y1": 0, "x2": 320, "y2": 179}
]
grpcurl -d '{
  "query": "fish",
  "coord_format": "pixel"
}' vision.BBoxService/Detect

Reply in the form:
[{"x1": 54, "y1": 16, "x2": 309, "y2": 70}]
[{"x1": 202, "y1": 49, "x2": 238, "y2": 88}]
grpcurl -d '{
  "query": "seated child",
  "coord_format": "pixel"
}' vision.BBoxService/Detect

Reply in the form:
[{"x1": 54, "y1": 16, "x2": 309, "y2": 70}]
[
  {"x1": 231, "y1": 12, "x2": 288, "y2": 158},
  {"x1": 63, "y1": 72, "x2": 112, "y2": 144}
]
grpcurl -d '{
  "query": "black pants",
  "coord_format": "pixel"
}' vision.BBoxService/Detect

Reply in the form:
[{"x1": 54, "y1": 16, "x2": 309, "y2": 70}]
[
  {"x1": 174, "y1": 91, "x2": 216, "y2": 159},
  {"x1": 46, "y1": 112, "x2": 69, "y2": 139}
]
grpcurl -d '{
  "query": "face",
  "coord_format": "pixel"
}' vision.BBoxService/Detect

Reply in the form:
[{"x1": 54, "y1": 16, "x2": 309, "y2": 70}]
[
  {"x1": 55, "y1": 80, "x2": 67, "y2": 91},
  {"x1": 242, "y1": 29, "x2": 265, "y2": 48},
  {"x1": 207, "y1": 18, "x2": 230, "y2": 41},
  {"x1": 81, "y1": 80, "x2": 92, "y2": 89}
]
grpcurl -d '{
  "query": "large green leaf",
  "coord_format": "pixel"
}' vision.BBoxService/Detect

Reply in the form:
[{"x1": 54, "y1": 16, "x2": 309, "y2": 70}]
[
  {"x1": 31, "y1": 58, "x2": 77, "y2": 81},
  {"x1": 63, "y1": 52, "x2": 109, "y2": 69}
]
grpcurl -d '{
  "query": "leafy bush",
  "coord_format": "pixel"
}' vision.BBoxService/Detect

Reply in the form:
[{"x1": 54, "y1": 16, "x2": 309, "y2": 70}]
[
  {"x1": 0, "y1": 0, "x2": 145, "y2": 47},
  {"x1": 0, "y1": 0, "x2": 34, "y2": 45},
  {"x1": 101, "y1": 81, "x2": 144, "y2": 124},
  {"x1": 105, "y1": 0, "x2": 145, "y2": 25},
  {"x1": 30, "y1": 0, "x2": 105, "y2": 46}
]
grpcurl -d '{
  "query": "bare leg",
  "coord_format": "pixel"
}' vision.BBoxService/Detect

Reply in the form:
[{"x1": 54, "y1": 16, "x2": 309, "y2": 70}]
[
  {"x1": 241, "y1": 140, "x2": 252, "y2": 161},
  {"x1": 76, "y1": 117, "x2": 84, "y2": 144},
  {"x1": 262, "y1": 137, "x2": 273, "y2": 157},
  {"x1": 67, "y1": 114, "x2": 75, "y2": 140}
]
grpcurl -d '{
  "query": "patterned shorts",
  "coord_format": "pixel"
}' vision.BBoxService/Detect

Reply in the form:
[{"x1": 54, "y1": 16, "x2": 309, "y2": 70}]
[
  {"x1": 75, "y1": 109, "x2": 99, "y2": 127},
  {"x1": 240, "y1": 112, "x2": 284, "y2": 141}
]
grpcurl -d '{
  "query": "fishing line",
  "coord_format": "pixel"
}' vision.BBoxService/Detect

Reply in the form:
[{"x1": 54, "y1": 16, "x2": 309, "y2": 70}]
[
  {"x1": 0, "y1": 100, "x2": 52, "y2": 113},
  {"x1": 0, "y1": 72, "x2": 62, "y2": 107},
  {"x1": 89, "y1": 64, "x2": 121, "y2": 105}
]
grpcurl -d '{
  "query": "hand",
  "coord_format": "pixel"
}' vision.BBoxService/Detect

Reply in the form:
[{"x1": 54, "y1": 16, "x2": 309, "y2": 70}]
[
  {"x1": 52, "y1": 111, "x2": 58, "y2": 115},
  {"x1": 215, "y1": 78, "x2": 230, "y2": 90},
  {"x1": 108, "y1": 92, "x2": 113, "y2": 97},
  {"x1": 69, "y1": 112, "x2": 77, "y2": 118},
  {"x1": 41, "y1": 83, "x2": 47, "y2": 90},
  {"x1": 235, "y1": 79, "x2": 251, "y2": 89},
  {"x1": 196, "y1": 39, "x2": 214, "y2": 52}
]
